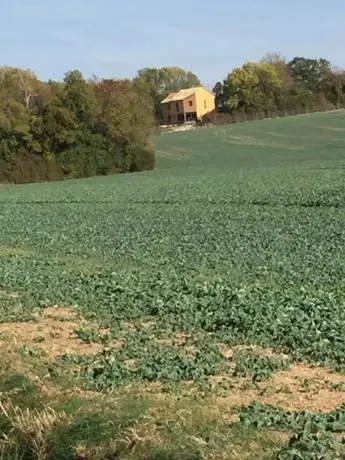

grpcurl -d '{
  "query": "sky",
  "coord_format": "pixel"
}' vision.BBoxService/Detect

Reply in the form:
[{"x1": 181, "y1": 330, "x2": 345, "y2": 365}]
[{"x1": 1, "y1": 0, "x2": 345, "y2": 88}]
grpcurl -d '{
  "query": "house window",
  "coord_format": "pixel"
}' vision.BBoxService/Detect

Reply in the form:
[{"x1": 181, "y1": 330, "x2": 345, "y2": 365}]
[
  {"x1": 189, "y1": 100, "x2": 193, "y2": 107},
  {"x1": 176, "y1": 102, "x2": 179, "y2": 111},
  {"x1": 204, "y1": 100, "x2": 207, "y2": 109},
  {"x1": 168, "y1": 115, "x2": 171, "y2": 124}
]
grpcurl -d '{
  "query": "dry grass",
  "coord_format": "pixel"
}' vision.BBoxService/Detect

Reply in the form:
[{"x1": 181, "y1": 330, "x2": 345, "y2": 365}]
[{"x1": 0, "y1": 401, "x2": 70, "y2": 459}]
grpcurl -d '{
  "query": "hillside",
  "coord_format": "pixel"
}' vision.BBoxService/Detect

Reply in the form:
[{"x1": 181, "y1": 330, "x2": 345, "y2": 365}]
[
  {"x1": 1, "y1": 111, "x2": 345, "y2": 458},
  {"x1": 155, "y1": 110, "x2": 345, "y2": 171}
]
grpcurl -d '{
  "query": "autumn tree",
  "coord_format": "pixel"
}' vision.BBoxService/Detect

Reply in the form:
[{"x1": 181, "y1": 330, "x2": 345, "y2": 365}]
[
  {"x1": 320, "y1": 69, "x2": 345, "y2": 106},
  {"x1": 260, "y1": 53, "x2": 299, "y2": 111},
  {"x1": 0, "y1": 67, "x2": 41, "y2": 110},
  {"x1": 0, "y1": 68, "x2": 156, "y2": 183}
]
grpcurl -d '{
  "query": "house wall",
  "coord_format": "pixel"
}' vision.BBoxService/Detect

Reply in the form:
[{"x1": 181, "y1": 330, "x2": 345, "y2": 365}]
[
  {"x1": 182, "y1": 94, "x2": 197, "y2": 114},
  {"x1": 194, "y1": 88, "x2": 216, "y2": 119},
  {"x1": 162, "y1": 100, "x2": 185, "y2": 125},
  {"x1": 161, "y1": 88, "x2": 215, "y2": 125}
]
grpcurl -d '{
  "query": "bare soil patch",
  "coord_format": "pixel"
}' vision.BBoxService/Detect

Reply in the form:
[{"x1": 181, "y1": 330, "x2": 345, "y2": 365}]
[
  {"x1": 220, "y1": 344, "x2": 289, "y2": 360},
  {"x1": 0, "y1": 306, "x2": 104, "y2": 359},
  {"x1": 260, "y1": 364, "x2": 345, "y2": 412},
  {"x1": 1, "y1": 310, "x2": 344, "y2": 419},
  {"x1": 213, "y1": 362, "x2": 345, "y2": 418}
]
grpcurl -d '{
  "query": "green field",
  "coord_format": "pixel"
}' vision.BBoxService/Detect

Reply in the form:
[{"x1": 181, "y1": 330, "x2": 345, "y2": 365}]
[{"x1": 1, "y1": 111, "x2": 345, "y2": 458}]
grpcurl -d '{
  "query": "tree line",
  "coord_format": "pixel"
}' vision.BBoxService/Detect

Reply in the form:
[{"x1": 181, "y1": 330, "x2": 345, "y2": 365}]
[
  {"x1": 0, "y1": 69, "x2": 155, "y2": 183},
  {"x1": 213, "y1": 53, "x2": 345, "y2": 118},
  {"x1": 1, "y1": 53, "x2": 344, "y2": 183}
]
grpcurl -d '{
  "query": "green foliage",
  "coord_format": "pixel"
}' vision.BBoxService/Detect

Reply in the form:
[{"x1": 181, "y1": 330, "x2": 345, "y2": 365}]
[
  {"x1": 233, "y1": 351, "x2": 290, "y2": 380},
  {"x1": 3, "y1": 111, "x2": 345, "y2": 460},
  {"x1": 278, "y1": 431, "x2": 343, "y2": 459},
  {"x1": 0, "y1": 291, "x2": 34, "y2": 323},
  {"x1": 1, "y1": 113, "x2": 345, "y2": 458},
  {"x1": 288, "y1": 57, "x2": 331, "y2": 92},
  {"x1": 215, "y1": 54, "x2": 344, "y2": 116},
  {"x1": 240, "y1": 402, "x2": 345, "y2": 432},
  {"x1": 16, "y1": 345, "x2": 44, "y2": 358},
  {"x1": 75, "y1": 327, "x2": 111, "y2": 344},
  {"x1": 0, "y1": 374, "x2": 42, "y2": 410},
  {"x1": 60, "y1": 333, "x2": 228, "y2": 391},
  {"x1": 331, "y1": 383, "x2": 345, "y2": 392},
  {"x1": 48, "y1": 410, "x2": 128, "y2": 459},
  {"x1": 95, "y1": 78, "x2": 155, "y2": 172},
  {"x1": 223, "y1": 61, "x2": 283, "y2": 111},
  {"x1": 61, "y1": 70, "x2": 99, "y2": 128},
  {"x1": 1, "y1": 113, "x2": 345, "y2": 374},
  {"x1": 240, "y1": 402, "x2": 345, "y2": 459},
  {"x1": 0, "y1": 67, "x2": 41, "y2": 110},
  {"x1": 145, "y1": 448, "x2": 203, "y2": 460}
]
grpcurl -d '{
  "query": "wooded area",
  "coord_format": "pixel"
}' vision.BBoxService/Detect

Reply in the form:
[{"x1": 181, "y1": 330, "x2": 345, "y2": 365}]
[
  {"x1": 214, "y1": 54, "x2": 345, "y2": 116},
  {"x1": 1, "y1": 55, "x2": 344, "y2": 184},
  {"x1": 0, "y1": 69, "x2": 155, "y2": 183}
]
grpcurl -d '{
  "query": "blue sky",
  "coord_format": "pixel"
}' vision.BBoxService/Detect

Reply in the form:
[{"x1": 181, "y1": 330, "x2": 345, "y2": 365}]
[{"x1": 1, "y1": 0, "x2": 344, "y2": 88}]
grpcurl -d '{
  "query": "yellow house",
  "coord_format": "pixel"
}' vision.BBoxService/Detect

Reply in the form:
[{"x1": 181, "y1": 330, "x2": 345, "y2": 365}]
[{"x1": 161, "y1": 87, "x2": 215, "y2": 125}]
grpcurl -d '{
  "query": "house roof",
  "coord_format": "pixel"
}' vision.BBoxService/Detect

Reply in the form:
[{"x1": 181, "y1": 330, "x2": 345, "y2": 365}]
[{"x1": 161, "y1": 87, "x2": 214, "y2": 104}]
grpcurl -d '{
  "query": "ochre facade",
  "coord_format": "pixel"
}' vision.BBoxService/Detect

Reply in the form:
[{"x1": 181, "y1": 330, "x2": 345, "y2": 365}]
[{"x1": 161, "y1": 87, "x2": 215, "y2": 125}]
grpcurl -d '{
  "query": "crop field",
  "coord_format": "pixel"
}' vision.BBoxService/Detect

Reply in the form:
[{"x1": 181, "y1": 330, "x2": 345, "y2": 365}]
[{"x1": 1, "y1": 110, "x2": 345, "y2": 458}]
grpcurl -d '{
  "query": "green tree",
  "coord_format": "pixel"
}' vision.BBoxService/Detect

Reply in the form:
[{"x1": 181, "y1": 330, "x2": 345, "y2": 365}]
[
  {"x1": 0, "y1": 67, "x2": 156, "y2": 184},
  {"x1": 34, "y1": 79, "x2": 63, "y2": 115},
  {"x1": 222, "y1": 61, "x2": 283, "y2": 112},
  {"x1": 320, "y1": 69, "x2": 345, "y2": 106},
  {"x1": 213, "y1": 81, "x2": 226, "y2": 111},
  {"x1": 261, "y1": 53, "x2": 299, "y2": 111},
  {"x1": 0, "y1": 99, "x2": 33, "y2": 162},
  {"x1": 37, "y1": 97, "x2": 78, "y2": 156},
  {"x1": 95, "y1": 78, "x2": 155, "y2": 171},
  {"x1": 288, "y1": 57, "x2": 331, "y2": 92},
  {"x1": 61, "y1": 70, "x2": 100, "y2": 129}
]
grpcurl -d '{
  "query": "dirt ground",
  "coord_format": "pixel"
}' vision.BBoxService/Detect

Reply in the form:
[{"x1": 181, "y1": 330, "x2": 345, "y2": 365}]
[
  {"x1": 1, "y1": 305, "x2": 345, "y2": 417},
  {"x1": 0, "y1": 306, "x2": 104, "y2": 358}
]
